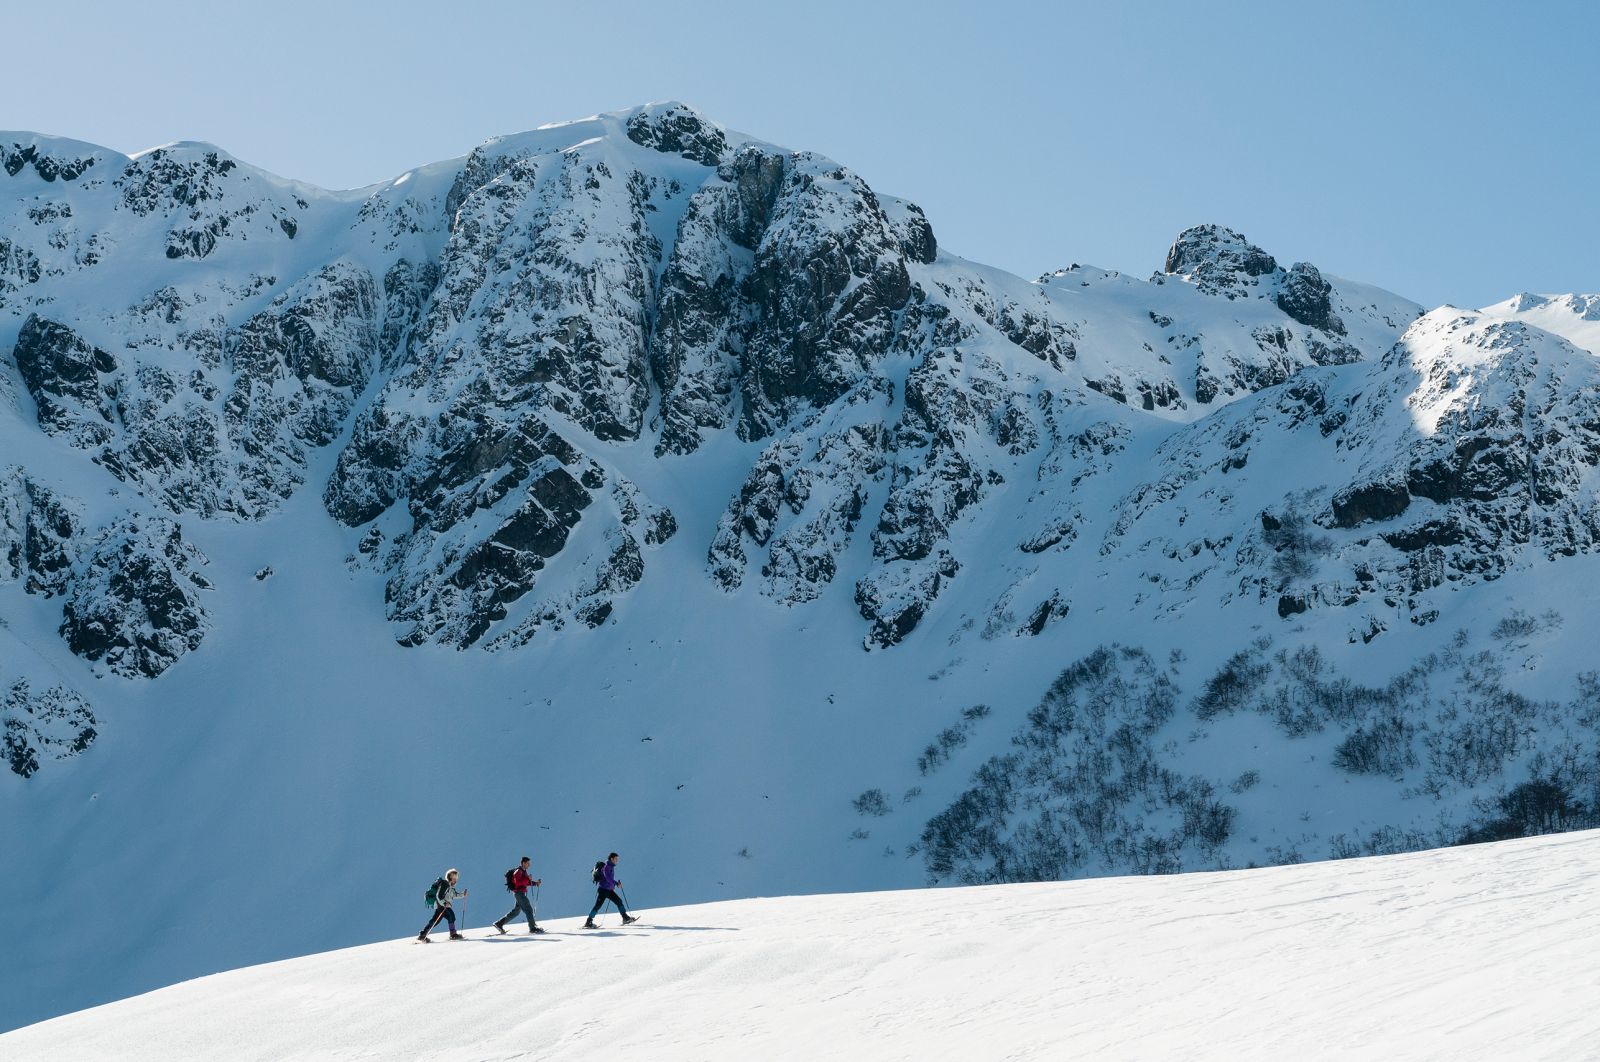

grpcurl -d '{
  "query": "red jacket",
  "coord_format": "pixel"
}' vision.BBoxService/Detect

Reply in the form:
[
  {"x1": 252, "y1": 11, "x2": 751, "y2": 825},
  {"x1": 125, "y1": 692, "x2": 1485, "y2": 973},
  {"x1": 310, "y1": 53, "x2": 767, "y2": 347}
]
[{"x1": 512, "y1": 868, "x2": 534, "y2": 893}]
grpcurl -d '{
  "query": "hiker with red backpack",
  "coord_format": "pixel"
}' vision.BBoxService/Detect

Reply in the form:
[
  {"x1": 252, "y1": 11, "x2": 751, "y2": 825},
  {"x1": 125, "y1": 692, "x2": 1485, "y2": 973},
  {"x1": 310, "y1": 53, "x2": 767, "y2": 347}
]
[
  {"x1": 418, "y1": 869, "x2": 468, "y2": 942},
  {"x1": 493, "y1": 856, "x2": 545, "y2": 934},
  {"x1": 583, "y1": 852, "x2": 639, "y2": 928}
]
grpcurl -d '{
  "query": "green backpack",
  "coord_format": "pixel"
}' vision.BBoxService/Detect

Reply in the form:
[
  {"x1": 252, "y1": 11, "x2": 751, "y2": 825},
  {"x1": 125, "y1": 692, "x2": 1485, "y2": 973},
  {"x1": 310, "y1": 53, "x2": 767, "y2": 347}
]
[{"x1": 424, "y1": 876, "x2": 447, "y2": 907}]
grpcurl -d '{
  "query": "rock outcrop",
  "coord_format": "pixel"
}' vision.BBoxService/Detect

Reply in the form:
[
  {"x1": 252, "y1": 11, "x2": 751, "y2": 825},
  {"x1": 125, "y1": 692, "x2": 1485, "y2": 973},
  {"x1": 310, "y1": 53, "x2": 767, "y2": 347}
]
[
  {"x1": 1, "y1": 677, "x2": 96, "y2": 779},
  {"x1": 61, "y1": 516, "x2": 211, "y2": 678}
]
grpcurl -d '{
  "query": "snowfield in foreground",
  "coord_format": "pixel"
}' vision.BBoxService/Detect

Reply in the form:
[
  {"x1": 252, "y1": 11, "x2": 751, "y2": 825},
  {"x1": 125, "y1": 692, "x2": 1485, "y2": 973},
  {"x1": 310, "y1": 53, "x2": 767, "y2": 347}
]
[{"x1": 8, "y1": 831, "x2": 1597, "y2": 1060}]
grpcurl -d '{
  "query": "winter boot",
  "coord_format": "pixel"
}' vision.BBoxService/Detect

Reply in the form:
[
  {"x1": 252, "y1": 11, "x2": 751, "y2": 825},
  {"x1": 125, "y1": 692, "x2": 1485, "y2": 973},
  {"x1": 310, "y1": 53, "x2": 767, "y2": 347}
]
[
  {"x1": 583, "y1": 920, "x2": 598, "y2": 929},
  {"x1": 622, "y1": 915, "x2": 640, "y2": 925},
  {"x1": 449, "y1": 931, "x2": 464, "y2": 940},
  {"x1": 530, "y1": 924, "x2": 546, "y2": 934},
  {"x1": 417, "y1": 935, "x2": 430, "y2": 943},
  {"x1": 493, "y1": 921, "x2": 506, "y2": 935}
]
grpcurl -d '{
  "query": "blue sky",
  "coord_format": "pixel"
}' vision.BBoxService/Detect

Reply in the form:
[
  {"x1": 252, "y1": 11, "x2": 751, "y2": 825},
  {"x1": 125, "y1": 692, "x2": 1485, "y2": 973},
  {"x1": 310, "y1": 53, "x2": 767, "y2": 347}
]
[{"x1": 8, "y1": 0, "x2": 1595, "y2": 308}]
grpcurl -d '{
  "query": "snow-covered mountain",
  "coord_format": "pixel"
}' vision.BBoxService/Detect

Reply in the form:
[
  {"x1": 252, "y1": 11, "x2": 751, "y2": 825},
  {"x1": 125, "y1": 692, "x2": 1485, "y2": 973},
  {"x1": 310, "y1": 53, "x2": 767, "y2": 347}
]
[
  {"x1": 3, "y1": 102, "x2": 1598, "y2": 1031},
  {"x1": 7, "y1": 830, "x2": 1598, "y2": 1059}
]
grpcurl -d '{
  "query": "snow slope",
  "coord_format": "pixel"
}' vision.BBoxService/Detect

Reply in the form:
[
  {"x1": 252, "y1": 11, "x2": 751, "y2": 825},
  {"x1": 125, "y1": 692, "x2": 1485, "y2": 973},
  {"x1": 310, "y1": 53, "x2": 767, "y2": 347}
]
[{"x1": 7, "y1": 830, "x2": 1598, "y2": 1060}]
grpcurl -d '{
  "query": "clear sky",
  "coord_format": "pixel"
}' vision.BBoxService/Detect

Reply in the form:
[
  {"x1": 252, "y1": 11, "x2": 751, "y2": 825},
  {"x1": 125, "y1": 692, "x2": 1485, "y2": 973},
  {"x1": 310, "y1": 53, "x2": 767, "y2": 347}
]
[{"x1": 8, "y1": 0, "x2": 1596, "y2": 309}]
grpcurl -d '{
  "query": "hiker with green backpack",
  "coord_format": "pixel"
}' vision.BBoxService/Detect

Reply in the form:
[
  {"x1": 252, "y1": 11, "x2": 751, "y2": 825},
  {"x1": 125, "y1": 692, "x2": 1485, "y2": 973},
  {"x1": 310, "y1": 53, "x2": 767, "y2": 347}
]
[
  {"x1": 418, "y1": 868, "x2": 468, "y2": 942},
  {"x1": 493, "y1": 856, "x2": 545, "y2": 935}
]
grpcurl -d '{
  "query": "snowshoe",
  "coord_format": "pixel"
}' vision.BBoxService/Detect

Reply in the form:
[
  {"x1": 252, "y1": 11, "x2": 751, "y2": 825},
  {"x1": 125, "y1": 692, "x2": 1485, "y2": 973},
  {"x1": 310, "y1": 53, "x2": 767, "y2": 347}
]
[
  {"x1": 493, "y1": 922, "x2": 507, "y2": 935},
  {"x1": 622, "y1": 915, "x2": 640, "y2": 925},
  {"x1": 582, "y1": 920, "x2": 598, "y2": 929},
  {"x1": 529, "y1": 925, "x2": 546, "y2": 934}
]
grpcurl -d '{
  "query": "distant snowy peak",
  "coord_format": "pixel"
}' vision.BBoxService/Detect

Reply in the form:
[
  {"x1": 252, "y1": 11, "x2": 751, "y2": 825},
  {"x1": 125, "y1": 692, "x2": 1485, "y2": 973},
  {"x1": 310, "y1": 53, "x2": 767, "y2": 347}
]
[
  {"x1": 1490, "y1": 291, "x2": 1600, "y2": 318},
  {"x1": 1023, "y1": 224, "x2": 1423, "y2": 417},
  {"x1": 1162, "y1": 223, "x2": 1281, "y2": 296},
  {"x1": 1161, "y1": 222, "x2": 1347, "y2": 335},
  {"x1": 1102, "y1": 303, "x2": 1600, "y2": 636},
  {"x1": 1482, "y1": 291, "x2": 1600, "y2": 357},
  {"x1": 1, "y1": 133, "x2": 111, "y2": 186}
]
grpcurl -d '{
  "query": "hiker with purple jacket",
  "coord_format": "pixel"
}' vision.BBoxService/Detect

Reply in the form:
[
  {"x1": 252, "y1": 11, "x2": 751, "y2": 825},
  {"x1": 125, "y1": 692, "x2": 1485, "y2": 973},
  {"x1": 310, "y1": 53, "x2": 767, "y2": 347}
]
[{"x1": 583, "y1": 852, "x2": 638, "y2": 928}]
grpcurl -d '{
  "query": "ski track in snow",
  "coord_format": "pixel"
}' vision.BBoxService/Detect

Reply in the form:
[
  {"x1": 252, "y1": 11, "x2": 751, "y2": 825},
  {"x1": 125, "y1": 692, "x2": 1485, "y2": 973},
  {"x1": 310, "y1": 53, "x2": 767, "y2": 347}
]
[{"x1": 5, "y1": 830, "x2": 1598, "y2": 1060}]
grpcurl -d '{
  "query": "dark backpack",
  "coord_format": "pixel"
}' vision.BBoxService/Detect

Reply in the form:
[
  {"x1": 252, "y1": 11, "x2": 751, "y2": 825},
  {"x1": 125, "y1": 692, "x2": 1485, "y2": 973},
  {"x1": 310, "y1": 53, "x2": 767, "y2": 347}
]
[
  {"x1": 504, "y1": 868, "x2": 518, "y2": 892},
  {"x1": 424, "y1": 876, "x2": 447, "y2": 907},
  {"x1": 592, "y1": 860, "x2": 605, "y2": 884}
]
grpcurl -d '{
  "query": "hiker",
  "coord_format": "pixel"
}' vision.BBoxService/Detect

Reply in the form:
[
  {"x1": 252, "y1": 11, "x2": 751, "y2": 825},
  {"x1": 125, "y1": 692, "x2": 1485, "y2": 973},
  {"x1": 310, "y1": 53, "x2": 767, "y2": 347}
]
[
  {"x1": 584, "y1": 852, "x2": 639, "y2": 928},
  {"x1": 494, "y1": 856, "x2": 545, "y2": 934},
  {"x1": 419, "y1": 868, "x2": 468, "y2": 942}
]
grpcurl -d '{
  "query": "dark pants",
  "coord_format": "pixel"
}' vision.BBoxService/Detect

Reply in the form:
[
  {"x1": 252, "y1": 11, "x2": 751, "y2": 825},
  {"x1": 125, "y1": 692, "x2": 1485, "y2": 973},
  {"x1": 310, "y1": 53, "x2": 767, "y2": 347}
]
[
  {"x1": 498, "y1": 892, "x2": 536, "y2": 929},
  {"x1": 589, "y1": 888, "x2": 627, "y2": 919},
  {"x1": 420, "y1": 905, "x2": 456, "y2": 937}
]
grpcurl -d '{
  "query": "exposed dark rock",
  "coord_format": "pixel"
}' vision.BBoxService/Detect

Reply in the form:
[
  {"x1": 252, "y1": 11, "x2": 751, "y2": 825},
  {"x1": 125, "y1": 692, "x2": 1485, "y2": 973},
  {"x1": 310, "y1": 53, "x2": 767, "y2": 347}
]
[
  {"x1": 2, "y1": 142, "x2": 97, "y2": 182},
  {"x1": 1381, "y1": 519, "x2": 1467, "y2": 553},
  {"x1": 710, "y1": 422, "x2": 886, "y2": 601},
  {"x1": 386, "y1": 415, "x2": 602, "y2": 647},
  {"x1": 1021, "y1": 592, "x2": 1069, "y2": 635},
  {"x1": 737, "y1": 153, "x2": 916, "y2": 440},
  {"x1": 935, "y1": 274, "x2": 1075, "y2": 369},
  {"x1": 1, "y1": 469, "x2": 82, "y2": 596},
  {"x1": 12, "y1": 315, "x2": 119, "y2": 444},
  {"x1": 378, "y1": 259, "x2": 440, "y2": 372},
  {"x1": 650, "y1": 149, "x2": 782, "y2": 455},
  {"x1": 116, "y1": 147, "x2": 237, "y2": 215},
  {"x1": 1163, "y1": 224, "x2": 1277, "y2": 298},
  {"x1": 60, "y1": 516, "x2": 211, "y2": 678},
  {"x1": 1137, "y1": 379, "x2": 1184, "y2": 411},
  {"x1": 1306, "y1": 336, "x2": 1363, "y2": 366},
  {"x1": 2, "y1": 680, "x2": 97, "y2": 778},
  {"x1": 885, "y1": 199, "x2": 937, "y2": 264},
  {"x1": 855, "y1": 550, "x2": 959, "y2": 649},
  {"x1": 644, "y1": 509, "x2": 678, "y2": 547},
  {"x1": 1405, "y1": 436, "x2": 1516, "y2": 505},
  {"x1": 1355, "y1": 617, "x2": 1386, "y2": 643},
  {"x1": 1330, "y1": 481, "x2": 1411, "y2": 527},
  {"x1": 1276, "y1": 261, "x2": 1345, "y2": 335},
  {"x1": 1020, "y1": 521, "x2": 1076, "y2": 554},
  {"x1": 1084, "y1": 376, "x2": 1127, "y2": 405},
  {"x1": 324, "y1": 406, "x2": 418, "y2": 526},
  {"x1": 0, "y1": 237, "x2": 42, "y2": 290},
  {"x1": 624, "y1": 104, "x2": 729, "y2": 167}
]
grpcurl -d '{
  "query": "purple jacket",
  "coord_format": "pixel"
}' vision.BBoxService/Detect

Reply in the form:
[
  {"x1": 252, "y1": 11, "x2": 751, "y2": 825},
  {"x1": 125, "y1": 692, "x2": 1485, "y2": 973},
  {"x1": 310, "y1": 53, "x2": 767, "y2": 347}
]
[{"x1": 598, "y1": 860, "x2": 618, "y2": 891}]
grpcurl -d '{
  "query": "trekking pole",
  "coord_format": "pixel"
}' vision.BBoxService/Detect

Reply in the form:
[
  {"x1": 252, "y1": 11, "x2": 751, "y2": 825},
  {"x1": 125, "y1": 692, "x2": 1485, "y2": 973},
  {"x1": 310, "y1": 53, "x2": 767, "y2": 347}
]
[
  {"x1": 621, "y1": 886, "x2": 631, "y2": 913},
  {"x1": 533, "y1": 884, "x2": 541, "y2": 924}
]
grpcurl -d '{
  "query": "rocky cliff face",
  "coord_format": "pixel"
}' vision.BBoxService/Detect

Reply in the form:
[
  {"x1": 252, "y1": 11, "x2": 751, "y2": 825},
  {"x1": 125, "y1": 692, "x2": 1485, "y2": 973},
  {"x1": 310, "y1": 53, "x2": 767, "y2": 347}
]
[
  {"x1": 1, "y1": 104, "x2": 1594, "y2": 866},
  {"x1": 0, "y1": 109, "x2": 1435, "y2": 664}
]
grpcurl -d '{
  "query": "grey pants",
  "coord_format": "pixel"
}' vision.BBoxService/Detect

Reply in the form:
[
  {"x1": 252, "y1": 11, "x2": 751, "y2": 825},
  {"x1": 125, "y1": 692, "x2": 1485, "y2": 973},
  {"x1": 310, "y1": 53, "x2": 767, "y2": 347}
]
[{"x1": 497, "y1": 892, "x2": 535, "y2": 929}]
